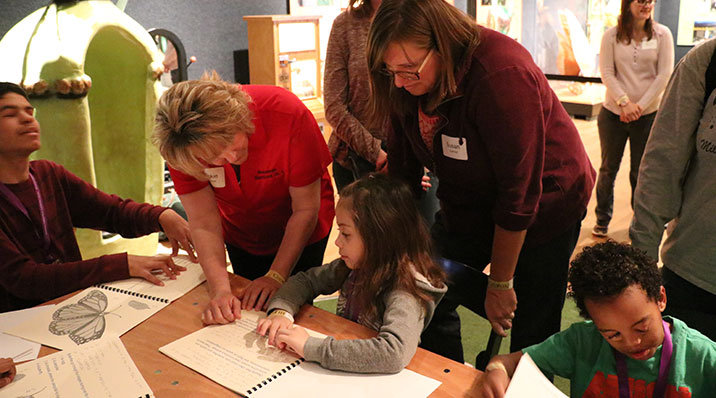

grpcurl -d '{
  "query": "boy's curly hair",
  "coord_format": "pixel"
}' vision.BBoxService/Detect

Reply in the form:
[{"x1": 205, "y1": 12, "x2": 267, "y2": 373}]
[{"x1": 568, "y1": 240, "x2": 662, "y2": 319}]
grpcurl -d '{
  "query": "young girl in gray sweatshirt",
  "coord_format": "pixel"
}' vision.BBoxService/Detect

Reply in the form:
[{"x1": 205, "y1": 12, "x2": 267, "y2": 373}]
[{"x1": 257, "y1": 173, "x2": 447, "y2": 373}]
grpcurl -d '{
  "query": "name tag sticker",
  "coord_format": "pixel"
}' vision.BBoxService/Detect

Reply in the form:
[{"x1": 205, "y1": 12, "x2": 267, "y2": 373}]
[
  {"x1": 204, "y1": 167, "x2": 226, "y2": 188},
  {"x1": 642, "y1": 39, "x2": 658, "y2": 50},
  {"x1": 441, "y1": 135, "x2": 468, "y2": 160}
]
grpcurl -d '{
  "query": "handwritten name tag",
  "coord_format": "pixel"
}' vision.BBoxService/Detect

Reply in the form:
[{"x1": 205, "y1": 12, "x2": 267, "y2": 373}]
[
  {"x1": 204, "y1": 167, "x2": 226, "y2": 188},
  {"x1": 642, "y1": 39, "x2": 658, "y2": 50},
  {"x1": 441, "y1": 135, "x2": 468, "y2": 160}
]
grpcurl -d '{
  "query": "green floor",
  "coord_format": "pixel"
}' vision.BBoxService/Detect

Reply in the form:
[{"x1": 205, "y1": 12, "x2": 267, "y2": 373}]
[{"x1": 314, "y1": 297, "x2": 583, "y2": 395}]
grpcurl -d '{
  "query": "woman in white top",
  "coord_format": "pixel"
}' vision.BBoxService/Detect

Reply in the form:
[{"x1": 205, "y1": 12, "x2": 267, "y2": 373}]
[{"x1": 592, "y1": 0, "x2": 673, "y2": 237}]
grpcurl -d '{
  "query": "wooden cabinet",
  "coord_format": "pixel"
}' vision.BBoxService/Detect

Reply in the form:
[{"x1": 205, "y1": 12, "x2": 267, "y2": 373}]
[{"x1": 243, "y1": 15, "x2": 331, "y2": 141}]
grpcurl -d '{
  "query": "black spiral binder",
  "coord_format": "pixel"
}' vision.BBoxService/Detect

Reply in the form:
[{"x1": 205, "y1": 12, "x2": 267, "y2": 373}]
[
  {"x1": 94, "y1": 284, "x2": 170, "y2": 304},
  {"x1": 245, "y1": 358, "x2": 305, "y2": 395},
  {"x1": 138, "y1": 394, "x2": 151, "y2": 398}
]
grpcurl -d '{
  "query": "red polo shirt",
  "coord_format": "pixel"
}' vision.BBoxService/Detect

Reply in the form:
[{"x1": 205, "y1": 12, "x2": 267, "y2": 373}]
[{"x1": 170, "y1": 85, "x2": 335, "y2": 255}]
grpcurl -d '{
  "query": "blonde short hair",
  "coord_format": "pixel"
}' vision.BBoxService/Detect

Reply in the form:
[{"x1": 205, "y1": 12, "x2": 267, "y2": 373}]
[{"x1": 153, "y1": 71, "x2": 254, "y2": 180}]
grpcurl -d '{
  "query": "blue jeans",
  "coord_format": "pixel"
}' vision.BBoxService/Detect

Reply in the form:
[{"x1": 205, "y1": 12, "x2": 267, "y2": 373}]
[
  {"x1": 594, "y1": 108, "x2": 656, "y2": 227},
  {"x1": 419, "y1": 213, "x2": 582, "y2": 361}
]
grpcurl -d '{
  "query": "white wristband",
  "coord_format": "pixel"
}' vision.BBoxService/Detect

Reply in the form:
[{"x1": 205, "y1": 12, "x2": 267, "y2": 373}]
[
  {"x1": 485, "y1": 361, "x2": 508, "y2": 375},
  {"x1": 268, "y1": 309, "x2": 294, "y2": 323},
  {"x1": 487, "y1": 277, "x2": 514, "y2": 290}
]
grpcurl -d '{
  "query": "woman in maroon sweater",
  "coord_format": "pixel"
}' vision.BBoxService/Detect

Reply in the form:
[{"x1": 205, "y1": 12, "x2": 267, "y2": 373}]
[
  {"x1": 366, "y1": 0, "x2": 595, "y2": 361},
  {"x1": 0, "y1": 82, "x2": 195, "y2": 312}
]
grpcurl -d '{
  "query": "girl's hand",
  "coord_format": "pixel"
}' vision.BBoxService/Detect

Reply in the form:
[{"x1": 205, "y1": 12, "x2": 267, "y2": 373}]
[
  {"x1": 375, "y1": 150, "x2": 388, "y2": 173},
  {"x1": 275, "y1": 326, "x2": 310, "y2": 357},
  {"x1": 481, "y1": 364, "x2": 510, "y2": 398},
  {"x1": 485, "y1": 287, "x2": 517, "y2": 337},
  {"x1": 127, "y1": 255, "x2": 186, "y2": 286},
  {"x1": 239, "y1": 276, "x2": 281, "y2": 311},
  {"x1": 257, "y1": 314, "x2": 293, "y2": 347},
  {"x1": 202, "y1": 290, "x2": 242, "y2": 325},
  {"x1": 421, "y1": 175, "x2": 432, "y2": 191},
  {"x1": 0, "y1": 357, "x2": 16, "y2": 388}
]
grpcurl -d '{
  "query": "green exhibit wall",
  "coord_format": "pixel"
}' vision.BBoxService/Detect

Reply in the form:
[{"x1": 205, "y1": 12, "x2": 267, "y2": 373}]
[{"x1": 0, "y1": 1, "x2": 166, "y2": 259}]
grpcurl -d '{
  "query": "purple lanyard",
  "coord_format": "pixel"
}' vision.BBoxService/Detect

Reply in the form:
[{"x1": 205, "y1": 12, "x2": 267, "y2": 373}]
[
  {"x1": 0, "y1": 173, "x2": 53, "y2": 257},
  {"x1": 614, "y1": 320, "x2": 673, "y2": 398}
]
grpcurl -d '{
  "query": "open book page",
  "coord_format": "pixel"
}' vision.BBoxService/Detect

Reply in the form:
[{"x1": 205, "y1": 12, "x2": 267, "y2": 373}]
[
  {"x1": 160, "y1": 310, "x2": 441, "y2": 397},
  {"x1": 96, "y1": 255, "x2": 205, "y2": 302},
  {"x1": 251, "y1": 361, "x2": 441, "y2": 398},
  {"x1": 505, "y1": 353, "x2": 569, "y2": 398},
  {"x1": 7, "y1": 287, "x2": 166, "y2": 350},
  {"x1": 1, "y1": 337, "x2": 152, "y2": 398},
  {"x1": 6, "y1": 255, "x2": 205, "y2": 351},
  {"x1": 159, "y1": 310, "x2": 308, "y2": 396}
]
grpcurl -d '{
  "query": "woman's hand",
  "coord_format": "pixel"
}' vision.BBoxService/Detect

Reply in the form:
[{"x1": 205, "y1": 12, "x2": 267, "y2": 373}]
[
  {"x1": 275, "y1": 325, "x2": 310, "y2": 357},
  {"x1": 239, "y1": 276, "x2": 282, "y2": 311},
  {"x1": 202, "y1": 289, "x2": 242, "y2": 325},
  {"x1": 127, "y1": 255, "x2": 186, "y2": 286},
  {"x1": 485, "y1": 287, "x2": 517, "y2": 337},
  {"x1": 158, "y1": 209, "x2": 197, "y2": 261},
  {"x1": 0, "y1": 358, "x2": 16, "y2": 388},
  {"x1": 619, "y1": 102, "x2": 643, "y2": 123},
  {"x1": 257, "y1": 314, "x2": 294, "y2": 348},
  {"x1": 375, "y1": 150, "x2": 388, "y2": 173}
]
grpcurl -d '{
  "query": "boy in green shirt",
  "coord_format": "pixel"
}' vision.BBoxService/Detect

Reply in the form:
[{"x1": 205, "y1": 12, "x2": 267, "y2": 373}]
[{"x1": 482, "y1": 241, "x2": 716, "y2": 398}]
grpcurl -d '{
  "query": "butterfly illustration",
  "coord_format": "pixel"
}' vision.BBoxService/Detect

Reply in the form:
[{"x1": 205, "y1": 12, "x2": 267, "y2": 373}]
[{"x1": 48, "y1": 290, "x2": 110, "y2": 345}]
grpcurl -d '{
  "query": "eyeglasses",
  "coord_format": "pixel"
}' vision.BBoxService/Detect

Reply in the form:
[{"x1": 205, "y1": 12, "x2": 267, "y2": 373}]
[
  {"x1": 380, "y1": 50, "x2": 433, "y2": 81},
  {"x1": 635, "y1": 0, "x2": 655, "y2": 5}
]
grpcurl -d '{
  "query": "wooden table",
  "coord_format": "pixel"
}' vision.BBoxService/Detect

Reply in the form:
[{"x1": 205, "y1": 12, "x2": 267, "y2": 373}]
[{"x1": 39, "y1": 275, "x2": 483, "y2": 397}]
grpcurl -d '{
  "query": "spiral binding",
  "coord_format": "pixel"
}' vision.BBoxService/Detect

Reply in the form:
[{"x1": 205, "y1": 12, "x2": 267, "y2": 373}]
[
  {"x1": 245, "y1": 358, "x2": 305, "y2": 395},
  {"x1": 94, "y1": 284, "x2": 170, "y2": 304}
]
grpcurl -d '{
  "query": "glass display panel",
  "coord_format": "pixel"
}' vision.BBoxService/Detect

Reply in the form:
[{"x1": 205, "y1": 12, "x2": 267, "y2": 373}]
[
  {"x1": 533, "y1": 0, "x2": 619, "y2": 78},
  {"x1": 677, "y1": 0, "x2": 716, "y2": 46},
  {"x1": 290, "y1": 59, "x2": 318, "y2": 99},
  {"x1": 476, "y1": 0, "x2": 523, "y2": 41}
]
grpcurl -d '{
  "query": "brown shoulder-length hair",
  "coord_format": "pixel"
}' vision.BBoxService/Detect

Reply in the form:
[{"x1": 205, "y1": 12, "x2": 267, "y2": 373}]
[
  {"x1": 366, "y1": 0, "x2": 480, "y2": 127},
  {"x1": 338, "y1": 173, "x2": 446, "y2": 322},
  {"x1": 616, "y1": 0, "x2": 654, "y2": 44},
  {"x1": 347, "y1": 0, "x2": 376, "y2": 18}
]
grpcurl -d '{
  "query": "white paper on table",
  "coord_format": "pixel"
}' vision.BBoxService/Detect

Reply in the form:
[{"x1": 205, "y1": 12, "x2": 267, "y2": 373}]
[
  {"x1": 504, "y1": 353, "x2": 568, "y2": 398},
  {"x1": 160, "y1": 310, "x2": 441, "y2": 398},
  {"x1": 1, "y1": 337, "x2": 153, "y2": 398},
  {"x1": 0, "y1": 305, "x2": 55, "y2": 361},
  {"x1": 5, "y1": 255, "x2": 204, "y2": 351},
  {"x1": 250, "y1": 361, "x2": 442, "y2": 398}
]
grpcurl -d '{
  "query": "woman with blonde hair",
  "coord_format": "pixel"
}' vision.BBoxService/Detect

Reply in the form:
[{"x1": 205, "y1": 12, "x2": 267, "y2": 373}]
[
  {"x1": 153, "y1": 73, "x2": 335, "y2": 323},
  {"x1": 366, "y1": 0, "x2": 595, "y2": 361},
  {"x1": 592, "y1": 0, "x2": 673, "y2": 237}
]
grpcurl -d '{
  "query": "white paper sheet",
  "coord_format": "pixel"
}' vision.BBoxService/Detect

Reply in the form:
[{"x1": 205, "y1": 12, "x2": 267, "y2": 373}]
[
  {"x1": 504, "y1": 353, "x2": 568, "y2": 398},
  {"x1": 0, "y1": 305, "x2": 55, "y2": 361},
  {"x1": 160, "y1": 310, "x2": 441, "y2": 398},
  {"x1": 1, "y1": 337, "x2": 152, "y2": 398},
  {"x1": 250, "y1": 361, "x2": 442, "y2": 398},
  {"x1": 5, "y1": 255, "x2": 204, "y2": 351}
]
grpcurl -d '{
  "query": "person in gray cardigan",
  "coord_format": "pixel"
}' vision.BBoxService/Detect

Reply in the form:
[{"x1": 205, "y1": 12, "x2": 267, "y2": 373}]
[
  {"x1": 630, "y1": 38, "x2": 716, "y2": 341},
  {"x1": 257, "y1": 174, "x2": 447, "y2": 373}
]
